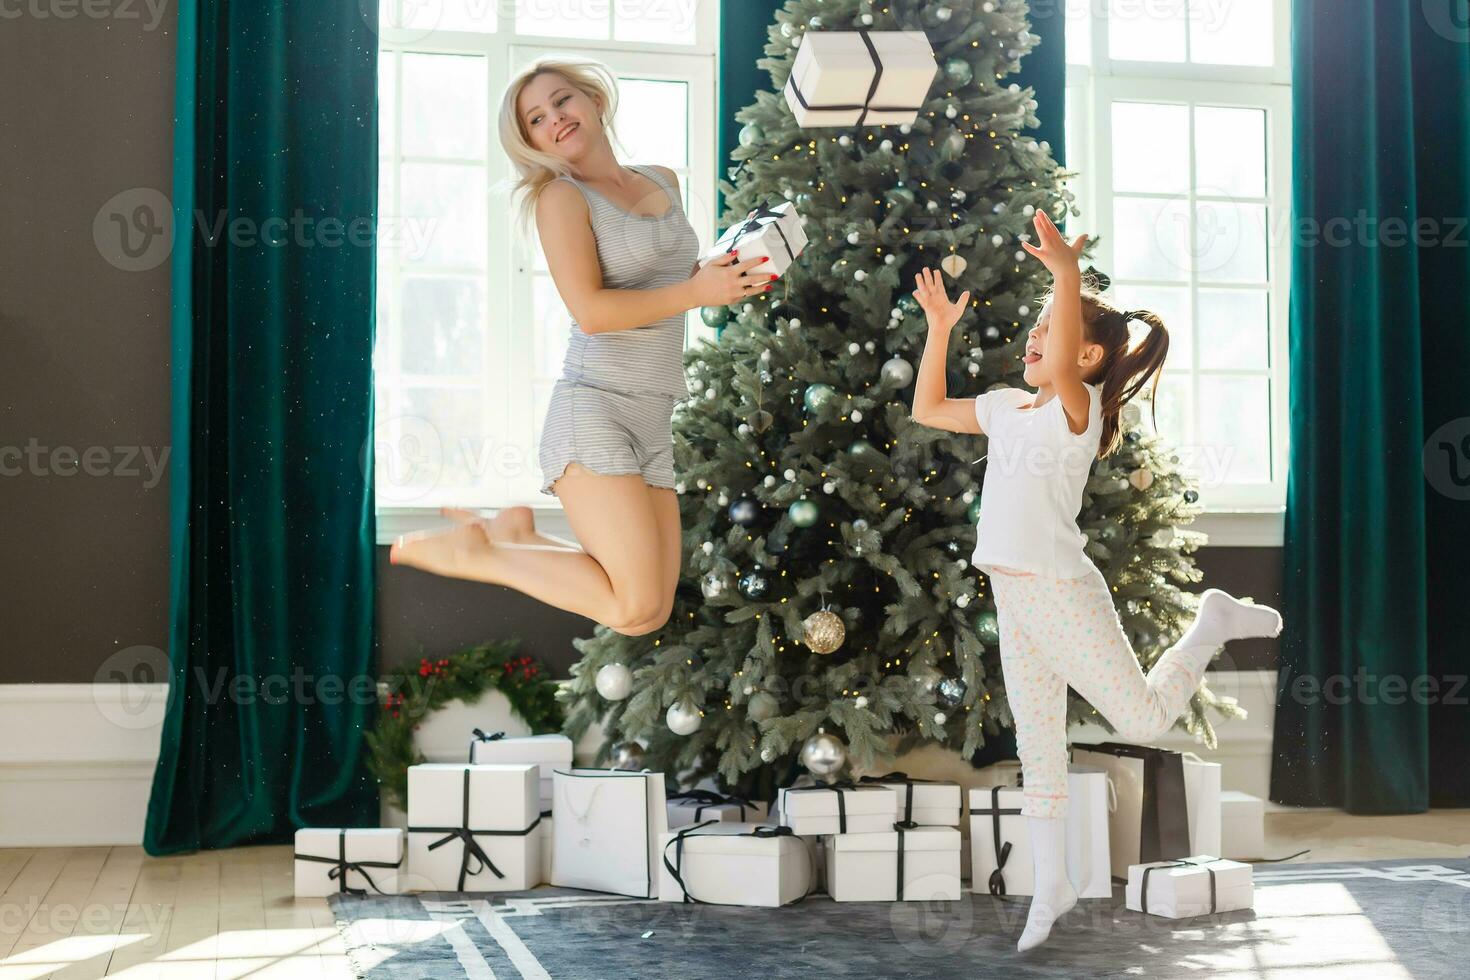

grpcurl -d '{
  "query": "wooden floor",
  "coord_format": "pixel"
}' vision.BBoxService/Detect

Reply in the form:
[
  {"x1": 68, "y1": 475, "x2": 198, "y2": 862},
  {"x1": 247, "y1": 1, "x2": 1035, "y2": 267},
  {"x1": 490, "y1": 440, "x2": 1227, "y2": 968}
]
[{"x1": 1, "y1": 809, "x2": 1467, "y2": 979}]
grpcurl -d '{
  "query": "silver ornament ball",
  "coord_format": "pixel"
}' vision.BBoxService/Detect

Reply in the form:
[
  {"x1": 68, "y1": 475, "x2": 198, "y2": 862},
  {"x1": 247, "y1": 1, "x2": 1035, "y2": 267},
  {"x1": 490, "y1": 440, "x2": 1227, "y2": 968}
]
[
  {"x1": 800, "y1": 731, "x2": 848, "y2": 778},
  {"x1": 666, "y1": 701, "x2": 703, "y2": 736}
]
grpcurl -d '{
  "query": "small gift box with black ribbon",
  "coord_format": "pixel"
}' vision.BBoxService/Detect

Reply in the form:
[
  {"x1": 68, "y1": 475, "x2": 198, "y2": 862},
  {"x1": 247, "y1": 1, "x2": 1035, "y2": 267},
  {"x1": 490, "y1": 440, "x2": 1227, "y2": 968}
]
[
  {"x1": 825, "y1": 826, "x2": 962, "y2": 902},
  {"x1": 698, "y1": 202, "x2": 808, "y2": 278},
  {"x1": 1126, "y1": 855, "x2": 1254, "y2": 918},
  {"x1": 666, "y1": 789, "x2": 769, "y2": 829},
  {"x1": 968, "y1": 784, "x2": 1032, "y2": 897},
  {"x1": 860, "y1": 772, "x2": 962, "y2": 827},
  {"x1": 776, "y1": 782, "x2": 897, "y2": 836},
  {"x1": 784, "y1": 29, "x2": 939, "y2": 128},
  {"x1": 466, "y1": 729, "x2": 573, "y2": 811},
  {"x1": 407, "y1": 763, "x2": 542, "y2": 893},
  {"x1": 658, "y1": 821, "x2": 815, "y2": 907},
  {"x1": 293, "y1": 828, "x2": 404, "y2": 898}
]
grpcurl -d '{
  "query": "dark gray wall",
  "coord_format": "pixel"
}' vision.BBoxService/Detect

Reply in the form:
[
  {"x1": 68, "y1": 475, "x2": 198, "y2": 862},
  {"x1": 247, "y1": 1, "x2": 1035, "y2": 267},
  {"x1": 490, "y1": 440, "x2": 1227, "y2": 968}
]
[{"x1": 0, "y1": 10, "x2": 1281, "y2": 685}]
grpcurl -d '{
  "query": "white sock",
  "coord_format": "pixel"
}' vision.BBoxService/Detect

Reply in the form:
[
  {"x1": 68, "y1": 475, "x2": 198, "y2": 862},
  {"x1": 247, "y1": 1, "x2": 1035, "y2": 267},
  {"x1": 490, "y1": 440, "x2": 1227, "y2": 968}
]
[
  {"x1": 1017, "y1": 815, "x2": 1077, "y2": 952},
  {"x1": 1173, "y1": 589, "x2": 1283, "y2": 664}
]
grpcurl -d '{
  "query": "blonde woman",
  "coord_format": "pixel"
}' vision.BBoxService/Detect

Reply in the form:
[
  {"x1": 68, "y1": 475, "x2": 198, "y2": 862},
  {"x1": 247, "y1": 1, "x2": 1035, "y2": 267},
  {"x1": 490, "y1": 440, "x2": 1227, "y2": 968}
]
[{"x1": 391, "y1": 57, "x2": 767, "y2": 635}]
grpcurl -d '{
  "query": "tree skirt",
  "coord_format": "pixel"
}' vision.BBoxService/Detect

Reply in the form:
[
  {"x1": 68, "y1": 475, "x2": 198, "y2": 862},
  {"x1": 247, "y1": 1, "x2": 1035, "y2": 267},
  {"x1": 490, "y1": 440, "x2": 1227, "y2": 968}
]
[{"x1": 328, "y1": 860, "x2": 1469, "y2": 979}]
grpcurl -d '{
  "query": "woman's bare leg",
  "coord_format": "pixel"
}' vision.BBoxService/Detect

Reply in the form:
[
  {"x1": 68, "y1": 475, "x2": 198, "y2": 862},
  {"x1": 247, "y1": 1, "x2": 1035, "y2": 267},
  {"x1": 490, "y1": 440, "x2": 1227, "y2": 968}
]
[
  {"x1": 621, "y1": 487, "x2": 681, "y2": 633},
  {"x1": 389, "y1": 465, "x2": 668, "y2": 633},
  {"x1": 441, "y1": 506, "x2": 581, "y2": 552}
]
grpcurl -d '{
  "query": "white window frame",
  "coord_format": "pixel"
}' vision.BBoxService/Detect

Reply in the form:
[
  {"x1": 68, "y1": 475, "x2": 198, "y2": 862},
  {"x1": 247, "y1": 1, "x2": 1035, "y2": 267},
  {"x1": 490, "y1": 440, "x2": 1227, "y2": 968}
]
[
  {"x1": 374, "y1": 2, "x2": 721, "y2": 545},
  {"x1": 1065, "y1": 0, "x2": 1292, "y2": 546}
]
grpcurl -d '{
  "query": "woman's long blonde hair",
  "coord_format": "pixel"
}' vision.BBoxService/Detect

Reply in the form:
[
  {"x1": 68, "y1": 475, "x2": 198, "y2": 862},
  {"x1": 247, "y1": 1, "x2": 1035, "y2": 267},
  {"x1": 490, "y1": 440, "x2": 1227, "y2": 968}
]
[{"x1": 499, "y1": 56, "x2": 620, "y2": 232}]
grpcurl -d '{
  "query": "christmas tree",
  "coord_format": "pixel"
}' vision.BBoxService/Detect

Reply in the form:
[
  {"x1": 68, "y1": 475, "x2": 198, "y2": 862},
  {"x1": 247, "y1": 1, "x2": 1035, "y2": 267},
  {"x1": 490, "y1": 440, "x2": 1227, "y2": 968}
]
[{"x1": 561, "y1": 0, "x2": 1240, "y2": 794}]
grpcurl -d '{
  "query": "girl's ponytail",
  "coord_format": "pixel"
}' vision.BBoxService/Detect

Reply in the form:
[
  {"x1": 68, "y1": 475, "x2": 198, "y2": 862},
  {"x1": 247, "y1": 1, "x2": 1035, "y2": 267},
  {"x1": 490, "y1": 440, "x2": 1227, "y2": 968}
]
[{"x1": 1088, "y1": 305, "x2": 1170, "y2": 458}]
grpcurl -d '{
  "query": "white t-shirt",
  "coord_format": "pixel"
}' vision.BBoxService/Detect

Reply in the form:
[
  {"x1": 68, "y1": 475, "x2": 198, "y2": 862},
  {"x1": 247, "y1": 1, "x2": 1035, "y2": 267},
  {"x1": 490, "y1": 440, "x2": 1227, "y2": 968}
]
[{"x1": 970, "y1": 383, "x2": 1103, "y2": 579}]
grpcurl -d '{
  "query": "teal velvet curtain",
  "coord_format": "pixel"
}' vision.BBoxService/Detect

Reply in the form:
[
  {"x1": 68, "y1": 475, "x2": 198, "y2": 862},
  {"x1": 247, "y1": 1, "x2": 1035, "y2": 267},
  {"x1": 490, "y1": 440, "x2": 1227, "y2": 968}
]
[
  {"x1": 145, "y1": 1, "x2": 381, "y2": 853},
  {"x1": 1271, "y1": 2, "x2": 1470, "y2": 813}
]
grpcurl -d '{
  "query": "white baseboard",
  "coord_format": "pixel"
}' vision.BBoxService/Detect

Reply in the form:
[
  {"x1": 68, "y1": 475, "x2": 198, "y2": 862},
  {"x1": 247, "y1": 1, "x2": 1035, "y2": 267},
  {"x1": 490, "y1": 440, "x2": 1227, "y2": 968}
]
[{"x1": 0, "y1": 669, "x2": 1282, "y2": 847}]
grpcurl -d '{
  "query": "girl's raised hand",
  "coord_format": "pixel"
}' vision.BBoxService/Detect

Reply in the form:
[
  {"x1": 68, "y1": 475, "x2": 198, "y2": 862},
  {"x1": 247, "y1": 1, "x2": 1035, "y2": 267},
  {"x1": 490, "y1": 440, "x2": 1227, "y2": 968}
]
[
  {"x1": 1020, "y1": 210, "x2": 1088, "y2": 279},
  {"x1": 912, "y1": 267, "x2": 971, "y2": 334}
]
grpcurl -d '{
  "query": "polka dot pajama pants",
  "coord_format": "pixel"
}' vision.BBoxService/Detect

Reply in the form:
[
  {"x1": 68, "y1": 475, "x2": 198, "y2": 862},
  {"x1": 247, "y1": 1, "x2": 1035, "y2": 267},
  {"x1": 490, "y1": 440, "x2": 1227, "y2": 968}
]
[{"x1": 984, "y1": 562, "x2": 1209, "y2": 820}]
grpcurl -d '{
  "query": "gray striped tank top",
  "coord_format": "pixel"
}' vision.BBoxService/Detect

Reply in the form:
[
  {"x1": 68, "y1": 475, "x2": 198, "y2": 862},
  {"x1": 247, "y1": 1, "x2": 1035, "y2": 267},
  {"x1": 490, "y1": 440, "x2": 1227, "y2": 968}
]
[{"x1": 551, "y1": 164, "x2": 701, "y2": 399}]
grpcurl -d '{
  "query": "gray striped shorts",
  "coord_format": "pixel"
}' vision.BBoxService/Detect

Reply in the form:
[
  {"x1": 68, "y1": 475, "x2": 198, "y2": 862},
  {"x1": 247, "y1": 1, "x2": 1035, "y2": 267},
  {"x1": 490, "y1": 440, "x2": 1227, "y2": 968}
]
[{"x1": 538, "y1": 380, "x2": 681, "y2": 496}]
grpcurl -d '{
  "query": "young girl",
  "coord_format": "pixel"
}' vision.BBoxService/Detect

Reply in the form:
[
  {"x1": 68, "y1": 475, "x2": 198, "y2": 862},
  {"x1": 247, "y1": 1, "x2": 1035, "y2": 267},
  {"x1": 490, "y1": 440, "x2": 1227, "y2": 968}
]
[
  {"x1": 911, "y1": 211, "x2": 1282, "y2": 951},
  {"x1": 391, "y1": 57, "x2": 771, "y2": 634}
]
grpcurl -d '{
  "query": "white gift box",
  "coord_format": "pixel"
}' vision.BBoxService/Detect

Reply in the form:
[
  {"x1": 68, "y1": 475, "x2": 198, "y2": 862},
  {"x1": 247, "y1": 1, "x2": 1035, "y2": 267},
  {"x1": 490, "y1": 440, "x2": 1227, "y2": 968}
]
[
  {"x1": 293, "y1": 828, "x2": 404, "y2": 898},
  {"x1": 1220, "y1": 790, "x2": 1265, "y2": 860},
  {"x1": 1182, "y1": 752, "x2": 1222, "y2": 858},
  {"x1": 658, "y1": 822, "x2": 814, "y2": 907},
  {"x1": 538, "y1": 816, "x2": 554, "y2": 883},
  {"x1": 666, "y1": 792, "x2": 769, "y2": 829},
  {"x1": 467, "y1": 730, "x2": 572, "y2": 810},
  {"x1": 784, "y1": 30, "x2": 939, "y2": 127},
  {"x1": 776, "y1": 784, "x2": 897, "y2": 836},
  {"x1": 699, "y1": 202, "x2": 808, "y2": 278},
  {"x1": 825, "y1": 827, "x2": 962, "y2": 902},
  {"x1": 969, "y1": 785, "x2": 1031, "y2": 896},
  {"x1": 552, "y1": 768, "x2": 668, "y2": 899},
  {"x1": 861, "y1": 776, "x2": 962, "y2": 827},
  {"x1": 407, "y1": 764, "x2": 541, "y2": 892},
  {"x1": 1126, "y1": 855, "x2": 1253, "y2": 918}
]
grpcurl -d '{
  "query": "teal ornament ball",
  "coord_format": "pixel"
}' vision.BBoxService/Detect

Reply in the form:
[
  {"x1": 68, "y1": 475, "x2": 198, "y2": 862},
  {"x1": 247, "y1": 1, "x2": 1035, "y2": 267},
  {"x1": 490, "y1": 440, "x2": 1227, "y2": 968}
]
[
  {"x1": 739, "y1": 567, "x2": 771, "y2": 600},
  {"x1": 849, "y1": 439, "x2": 876, "y2": 456},
  {"x1": 788, "y1": 499, "x2": 819, "y2": 527},
  {"x1": 975, "y1": 609, "x2": 1000, "y2": 645},
  {"x1": 738, "y1": 122, "x2": 764, "y2": 147},
  {"x1": 966, "y1": 497, "x2": 982, "y2": 523},
  {"x1": 945, "y1": 57, "x2": 974, "y2": 87},
  {"x1": 898, "y1": 294, "x2": 922, "y2": 316},
  {"x1": 890, "y1": 184, "x2": 916, "y2": 207},
  {"x1": 701, "y1": 306, "x2": 728, "y2": 328},
  {"x1": 803, "y1": 383, "x2": 837, "y2": 412}
]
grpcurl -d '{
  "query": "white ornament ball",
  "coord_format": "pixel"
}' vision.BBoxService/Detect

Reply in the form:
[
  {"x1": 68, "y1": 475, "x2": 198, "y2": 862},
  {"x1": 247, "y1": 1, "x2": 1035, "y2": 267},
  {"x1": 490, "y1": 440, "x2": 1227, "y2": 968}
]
[
  {"x1": 861, "y1": 13, "x2": 874, "y2": 26},
  {"x1": 880, "y1": 139, "x2": 893, "y2": 152},
  {"x1": 764, "y1": 475, "x2": 777, "y2": 487},
  {"x1": 702, "y1": 541, "x2": 714, "y2": 555},
  {"x1": 1023, "y1": 204, "x2": 1036, "y2": 216},
  {"x1": 935, "y1": 712, "x2": 948, "y2": 725},
  {"x1": 962, "y1": 490, "x2": 976, "y2": 503},
  {"x1": 1015, "y1": 251, "x2": 1027, "y2": 263},
  {"x1": 1018, "y1": 304, "x2": 1030, "y2": 316},
  {"x1": 936, "y1": 6, "x2": 952, "y2": 20},
  {"x1": 595, "y1": 663, "x2": 633, "y2": 701},
  {"x1": 784, "y1": 468, "x2": 797, "y2": 481},
  {"x1": 788, "y1": 318, "x2": 802, "y2": 329},
  {"x1": 849, "y1": 343, "x2": 861, "y2": 355},
  {"x1": 851, "y1": 409, "x2": 864, "y2": 421},
  {"x1": 838, "y1": 135, "x2": 852, "y2": 148},
  {"x1": 761, "y1": 747, "x2": 776, "y2": 763},
  {"x1": 697, "y1": 477, "x2": 709, "y2": 489},
  {"x1": 854, "y1": 269, "x2": 867, "y2": 282},
  {"x1": 855, "y1": 695, "x2": 869, "y2": 709},
  {"x1": 885, "y1": 254, "x2": 896, "y2": 265},
  {"x1": 737, "y1": 423, "x2": 751, "y2": 436},
  {"x1": 847, "y1": 231, "x2": 861, "y2": 245},
  {"x1": 823, "y1": 481, "x2": 837, "y2": 494},
  {"x1": 900, "y1": 122, "x2": 912, "y2": 134},
  {"x1": 864, "y1": 341, "x2": 876, "y2": 352},
  {"x1": 956, "y1": 594, "x2": 971, "y2": 608},
  {"x1": 674, "y1": 481, "x2": 686, "y2": 494},
  {"x1": 706, "y1": 387, "x2": 717, "y2": 399},
  {"x1": 666, "y1": 701, "x2": 703, "y2": 736},
  {"x1": 991, "y1": 234, "x2": 1005, "y2": 247},
  {"x1": 946, "y1": 105, "x2": 958, "y2": 119},
  {"x1": 967, "y1": 361, "x2": 980, "y2": 375},
  {"x1": 927, "y1": 200, "x2": 940, "y2": 212},
  {"x1": 717, "y1": 493, "x2": 729, "y2": 506},
  {"x1": 743, "y1": 303, "x2": 754, "y2": 313},
  {"x1": 760, "y1": 349, "x2": 772, "y2": 362}
]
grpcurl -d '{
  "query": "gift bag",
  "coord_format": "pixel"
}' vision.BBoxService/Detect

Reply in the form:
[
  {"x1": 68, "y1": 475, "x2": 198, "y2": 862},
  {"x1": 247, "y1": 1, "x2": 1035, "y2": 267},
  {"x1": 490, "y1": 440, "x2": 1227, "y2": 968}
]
[
  {"x1": 1072, "y1": 742, "x2": 1191, "y2": 877},
  {"x1": 784, "y1": 30, "x2": 939, "y2": 127},
  {"x1": 551, "y1": 768, "x2": 667, "y2": 898},
  {"x1": 1181, "y1": 752, "x2": 1222, "y2": 858},
  {"x1": 1065, "y1": 764, "x2": 1114, "y2": 899},
  {"x1": 699, "y1": 202, "x2": 807, "y2": 278}
]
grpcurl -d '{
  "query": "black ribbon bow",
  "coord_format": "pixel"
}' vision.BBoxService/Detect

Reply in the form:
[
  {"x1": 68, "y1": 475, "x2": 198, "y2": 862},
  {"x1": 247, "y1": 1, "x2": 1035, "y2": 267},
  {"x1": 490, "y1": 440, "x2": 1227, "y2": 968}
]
[
  {"x1": 293, "y1": 830, "x2": 403, "y2": 897},
  {"x1": 785, "y1": 779, "x2": 860, "y2": 833},
  {"x1": 785, "y1": 29, "x2": 925, "y2": 126},
  {"x1": 970, "y1": 785, "x2": 1022, "y2": 897},
  {"x1": 408, "y1": 768, "x2": 541, "y2": 891},
  {"x1": 466, "y1": 728, "x2": 506, "y2": 762},
  {"x1": 859, "y1": 771, "x2": 939, "y2": 828},
  {"x1": 668, "y1": 789, "x2": 754, "y2": 822},
  {"x1": 1140, "y1": 858, "x2": 1219, "y2": 917},
  {"x1": 662, "y1": 820, "x2": 813, "y2": 906}
]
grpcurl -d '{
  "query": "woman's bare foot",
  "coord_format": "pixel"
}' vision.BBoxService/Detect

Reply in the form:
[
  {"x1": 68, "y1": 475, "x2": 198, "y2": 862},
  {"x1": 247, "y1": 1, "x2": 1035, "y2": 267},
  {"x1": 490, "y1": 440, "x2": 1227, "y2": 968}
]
[
  {"x1": 441, "y1": 506, "x2": 537, "y2": 545},
  {"x1": 389, "y1": 522, "x2": 494, "y2": 578}
]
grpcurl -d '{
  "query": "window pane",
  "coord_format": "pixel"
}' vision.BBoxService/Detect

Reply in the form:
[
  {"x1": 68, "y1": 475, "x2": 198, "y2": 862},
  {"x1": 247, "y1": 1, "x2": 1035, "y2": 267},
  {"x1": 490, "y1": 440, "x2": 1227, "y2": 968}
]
[
  {"x1": 1152, "y1": 374, "x2": 1192, "y2": 451},
  {"x1": 400, "y1": 163, "x2": 487, "y2": 266},
  {"x1": 1111, "y1": 284, "x2": 1192, "y2": 369},
  {"x1": 1190, "y1": 0, "x2": 1272, "y2": 66},
  {"x1": 1111, "y1": 102, "x2": 1189, "y2": 195},
  {"x1": 373, "y1": 408, "x2": 448, "y2": 506},
  {"x1": 1113, "y1": 196, "x2": 1191, "y2": 281},
  {"x1": 615, "y1": 79, "x2": 689, "y2": 168},
  {"x1": 1198, "y1": 289, "x2": 1269, "y2": 370},
  {"x1": 401, "y1": 277, "x2": 486, "y2": 375},
  {"x1": 402, "y1": 54, "x2": 487, "y2": 160},
  {"x1": 439, "y1": 0, "x2": 497, "y2": 33},
  {"x1": 1199, "y1": 375, "x2": 1271, "y2": 483},
  {"x1": 1108, "y1": 0, "x2": 1186, "y2": 62},
  {"x1": 1065, "y1": 0, "x2": 1092, "y2": 66},
  {"x1": 396, "y1": 387, "x2": 493, "y2": 497},
  {"x1": 1194, "y1": 200, "x2": 1269, "y2": 283},
  {"x1": 1195, "y1": 106, "x2": 1266, "y2": 199},
  {"x1": 517, "y1": 0, "x2": 610, "y2": 39},
  {"x1": 614, "y1": 0, "x2": 696, "y2": 44},
  {"x1": 533, "y1": 274, "x2": 574, "y2": 379}
]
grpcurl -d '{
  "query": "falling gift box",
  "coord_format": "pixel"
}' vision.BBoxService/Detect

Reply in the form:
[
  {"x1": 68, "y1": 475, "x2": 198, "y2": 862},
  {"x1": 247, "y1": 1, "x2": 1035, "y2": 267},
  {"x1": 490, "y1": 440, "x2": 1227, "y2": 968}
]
[
  {"x1": 658, "y1": 821, "x2": 815, "y2": 907},
  {"x1": 551, "y1": 768, "x2": 668, "y2": 899},
  {"x1": 776, "y1": 783, "x2": 897, "y2": 835},
  {"x1": 666, "y1": 790, "x2": 769, "y2": 829},
  {"x1": 699, "y1": 202, "x2": 807, "y2": 278},
  {"x1": 466, "y1": 729, "x2": 573, "y2": 811},
  {"x1": 784, "y1": 30, "x2": 939, "y2": 128},
  {"x1": 859, "y1": 773, "x2": 962, "y2": 827},
  {"x1": 406, "y1": 764, "x2": 542, "y2": 893},
  {"x1": 825, "y1": 827, "x2": 963, "y2": 902},
  {"x1": 293, "y1": 828, "x2": 404, "y2": 898},
  {"x1": 1219, "y1": 790, "x2": 1266, "y2": 860},
  {"x1": 1126, "y1": 855, "x2": 1254, "y2": 918}
]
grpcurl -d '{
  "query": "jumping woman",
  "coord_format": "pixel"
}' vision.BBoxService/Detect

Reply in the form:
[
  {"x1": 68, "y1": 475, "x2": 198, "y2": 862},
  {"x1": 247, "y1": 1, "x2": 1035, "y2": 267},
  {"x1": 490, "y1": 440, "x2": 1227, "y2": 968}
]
[
  {"x1": 910, "y1": 211, "x2": 1283, "y2": 951},
  {"x1": 391, "y1": 57, "x2": 770, "y2": 635}
]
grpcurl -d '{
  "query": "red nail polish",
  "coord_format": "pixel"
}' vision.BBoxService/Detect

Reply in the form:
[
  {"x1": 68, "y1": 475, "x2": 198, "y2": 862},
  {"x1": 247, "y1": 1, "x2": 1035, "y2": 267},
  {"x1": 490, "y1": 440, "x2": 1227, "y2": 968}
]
[
  {"x1": 765, "y1": 285, "x2": 773, "y2": 291},
  {"x1": 769, "y1": 274, "x2": 778, "y2": 281}
]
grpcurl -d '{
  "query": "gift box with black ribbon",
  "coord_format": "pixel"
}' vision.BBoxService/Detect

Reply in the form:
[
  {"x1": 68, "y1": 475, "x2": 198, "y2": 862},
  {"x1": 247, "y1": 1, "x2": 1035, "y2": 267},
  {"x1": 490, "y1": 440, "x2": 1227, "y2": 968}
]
[
  {"x1": 784, "y1": 29, "x2": 939, "y2": 128},
  {"x1": 698, "y1": 202, "x2": 807, "y2": 278},
  {"x1": 1126, "y1": 855, "x2": 1253, "y2": 918},
  {"x1": 775, "y1": 782, "x2": 896, "y2": 836},
  {"x1": 466, "y1": 729, "x2": 573, "y2": 811},
  {"x1": 658, "y1": 821, "x2": 815, "y2": 907},
  {"x1": 406, "y1": 764, "x2": 542, "y2": 892},
  {"x1": 860, "y1": 772, "x2": 961, "y2": 827},
  {"x1": 969, "y1": 784, "x2": 1031, "y2": 896},
  {"x1": 293, "y1": 828, "x2": 404, "y2": 898},
  {"x1": 666, "y1": 789, "x2": 769, "y2": 829},
  {"x1": 824, "y1": 826, "x2": 962, "y2": 902}
]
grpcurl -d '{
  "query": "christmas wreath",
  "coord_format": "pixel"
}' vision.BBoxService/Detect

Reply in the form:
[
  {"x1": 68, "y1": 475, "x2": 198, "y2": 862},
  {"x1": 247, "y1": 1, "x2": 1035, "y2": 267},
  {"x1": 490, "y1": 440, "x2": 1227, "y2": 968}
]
[{"x1": 366, "y1": 638, "x2": 564, "y2": 810}]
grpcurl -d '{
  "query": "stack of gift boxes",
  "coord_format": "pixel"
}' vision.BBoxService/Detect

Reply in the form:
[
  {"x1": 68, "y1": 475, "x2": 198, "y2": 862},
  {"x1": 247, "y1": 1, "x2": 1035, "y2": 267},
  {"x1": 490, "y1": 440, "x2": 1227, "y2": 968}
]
[{"x1": 293, "y1": 733, "x2": 1264, "y2": 919}]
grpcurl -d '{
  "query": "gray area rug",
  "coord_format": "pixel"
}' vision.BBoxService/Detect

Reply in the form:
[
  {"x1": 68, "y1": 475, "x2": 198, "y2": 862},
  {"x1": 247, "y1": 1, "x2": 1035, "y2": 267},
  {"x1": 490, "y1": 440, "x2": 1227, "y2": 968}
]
[{"x1": 329, "y1": 859, "x2": 1470, "y2": 979}]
